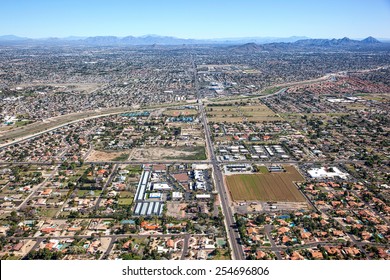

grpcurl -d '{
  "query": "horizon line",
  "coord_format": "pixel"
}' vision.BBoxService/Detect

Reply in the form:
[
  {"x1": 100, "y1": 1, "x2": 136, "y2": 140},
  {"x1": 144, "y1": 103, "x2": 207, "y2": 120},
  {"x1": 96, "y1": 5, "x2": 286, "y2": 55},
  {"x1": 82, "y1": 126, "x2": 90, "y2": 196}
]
[{"x1": 1, "y1": 34, "x2": 389, "y2": 41}]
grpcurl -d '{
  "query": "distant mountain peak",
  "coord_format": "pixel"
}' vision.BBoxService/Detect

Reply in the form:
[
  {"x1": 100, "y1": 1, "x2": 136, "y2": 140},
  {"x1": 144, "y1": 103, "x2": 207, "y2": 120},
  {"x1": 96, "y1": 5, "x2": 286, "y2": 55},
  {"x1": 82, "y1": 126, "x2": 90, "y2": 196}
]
[
  {"x1": 339, "y1": 37, "x2": 352, "y2": 42},
  {"x1": 0, "y1": 35, "x2": 29, "y2": 41},
  {"x1": 231, "y1": 42, "x2": 264, "y2": 52},
  {"x1": 294, "y1": 36, "x2": 383, "y2": 47},
  {"x1": 361, "y1": 36, "x2": 381, "y2": 44}
]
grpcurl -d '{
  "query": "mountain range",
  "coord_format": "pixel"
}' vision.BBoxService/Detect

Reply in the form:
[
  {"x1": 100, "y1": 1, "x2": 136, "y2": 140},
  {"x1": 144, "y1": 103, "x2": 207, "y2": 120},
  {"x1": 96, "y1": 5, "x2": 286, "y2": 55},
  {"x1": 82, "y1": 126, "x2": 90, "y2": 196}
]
[
  {"x1": 0, "y1": 34, "x2": 387, "y2": 49},
  {"x1": 0, "y1": 34, "x2": 309, "y2": 45}
]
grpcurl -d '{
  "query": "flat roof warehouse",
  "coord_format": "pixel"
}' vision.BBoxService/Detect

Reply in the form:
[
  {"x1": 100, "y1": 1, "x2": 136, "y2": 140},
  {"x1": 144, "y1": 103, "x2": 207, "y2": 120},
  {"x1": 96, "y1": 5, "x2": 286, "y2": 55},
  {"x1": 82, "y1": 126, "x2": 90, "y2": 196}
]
[{"x1": 133, "y1": 168, "x2": 164, "y2": 216}]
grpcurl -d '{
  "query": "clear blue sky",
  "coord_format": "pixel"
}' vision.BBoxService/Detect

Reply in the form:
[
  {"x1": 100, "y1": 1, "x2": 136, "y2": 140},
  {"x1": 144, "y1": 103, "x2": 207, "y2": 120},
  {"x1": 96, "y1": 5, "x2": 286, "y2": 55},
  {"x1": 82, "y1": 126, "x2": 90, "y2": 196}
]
[{"x1": 1, "y1": 0, "x2": 390, "y2": 39}]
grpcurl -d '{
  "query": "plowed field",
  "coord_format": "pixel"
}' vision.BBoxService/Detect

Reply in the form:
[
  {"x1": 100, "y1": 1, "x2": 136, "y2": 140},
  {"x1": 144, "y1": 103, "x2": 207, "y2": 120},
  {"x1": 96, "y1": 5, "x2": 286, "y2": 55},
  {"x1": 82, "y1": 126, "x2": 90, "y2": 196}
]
[{"x1": 226, "y1": 166, "x2": 305, "y2": 202}]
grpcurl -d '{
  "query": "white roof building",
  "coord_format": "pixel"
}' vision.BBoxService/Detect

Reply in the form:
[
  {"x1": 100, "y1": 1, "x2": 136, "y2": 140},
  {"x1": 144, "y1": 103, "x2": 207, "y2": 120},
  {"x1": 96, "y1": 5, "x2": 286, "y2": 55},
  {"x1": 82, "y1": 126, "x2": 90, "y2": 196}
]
[
  {"x1": 172, "y1": 192, "x2": 183, "y2": 200},
  {"x1": 308, "y1": 167, "x2": 348, "y2": 180},
  {"x1": 152, "y1": 183, "x2": 171, "y2": 190},
  {"x1": 196, "y1": 194, "x2": 211, "y2": 199}
]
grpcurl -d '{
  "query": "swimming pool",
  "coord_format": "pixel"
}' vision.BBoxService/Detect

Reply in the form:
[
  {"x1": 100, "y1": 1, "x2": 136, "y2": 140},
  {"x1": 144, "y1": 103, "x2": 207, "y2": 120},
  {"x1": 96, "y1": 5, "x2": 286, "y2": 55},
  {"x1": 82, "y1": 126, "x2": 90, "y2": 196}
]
[{"x1": 279, "y1": 215, "x2": 290, "y2": 219}]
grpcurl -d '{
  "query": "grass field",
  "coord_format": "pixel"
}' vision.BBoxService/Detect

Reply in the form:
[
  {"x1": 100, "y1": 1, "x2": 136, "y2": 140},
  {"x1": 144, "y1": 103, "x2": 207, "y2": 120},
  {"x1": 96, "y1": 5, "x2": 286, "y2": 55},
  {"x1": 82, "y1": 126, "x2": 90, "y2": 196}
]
[
  {"x1": 242, "y1": 105, "x2": 281, "y2": 122},
  {"x1": 118, "y1": 198, "x2": 133, "y2": 205},
  {"x1": 226, "y1": 166, "x2": 305, "y2": 202},
  {"x1": 163, "y1": 109, "x2": 198, "y2": 117},
  {"x1": 206, "y1": 103, "x2": 280, "y2": 123}
]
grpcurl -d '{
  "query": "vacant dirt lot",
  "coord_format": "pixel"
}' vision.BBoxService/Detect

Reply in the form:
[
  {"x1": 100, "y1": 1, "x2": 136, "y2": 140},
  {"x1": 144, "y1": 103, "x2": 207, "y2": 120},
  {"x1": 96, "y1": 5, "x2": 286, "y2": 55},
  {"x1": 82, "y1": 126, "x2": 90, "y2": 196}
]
[
  {"x1": 226, "y1": 165, "x2": 306, "y2": 202},
  {"x1": 86, "y1": 150, "x2": 128, "y2": 162},
  {"x1": 166, "y1": 202, "x2": 188, "y2": 218},
  {"x1": 129, "y1": 147, "x2": 196, "y2": 161}
]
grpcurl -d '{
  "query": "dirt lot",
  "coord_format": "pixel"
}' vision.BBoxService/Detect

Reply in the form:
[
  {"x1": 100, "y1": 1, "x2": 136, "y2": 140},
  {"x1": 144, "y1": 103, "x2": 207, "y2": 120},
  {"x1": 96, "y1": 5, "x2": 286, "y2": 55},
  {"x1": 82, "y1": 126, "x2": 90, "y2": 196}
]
[
  {"x1": 86, "y1": 150, "x2": 129, "y2": 162},
  {"x1": 166, "y1": 202, "x2": 189, "y2": 218},
  {"x1": 226, "y1": 165, "x2": 306, "y2": 202},
  {"x1": 129, "y1": 147, "x2": 197, "y2": 161}
]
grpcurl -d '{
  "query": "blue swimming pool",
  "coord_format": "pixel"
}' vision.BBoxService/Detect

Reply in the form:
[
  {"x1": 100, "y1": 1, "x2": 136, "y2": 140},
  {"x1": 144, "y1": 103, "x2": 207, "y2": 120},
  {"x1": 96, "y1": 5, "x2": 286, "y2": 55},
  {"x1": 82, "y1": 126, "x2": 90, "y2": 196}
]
[{"x1": 279, "y1": 215, "x2": 290, "y2": 219}]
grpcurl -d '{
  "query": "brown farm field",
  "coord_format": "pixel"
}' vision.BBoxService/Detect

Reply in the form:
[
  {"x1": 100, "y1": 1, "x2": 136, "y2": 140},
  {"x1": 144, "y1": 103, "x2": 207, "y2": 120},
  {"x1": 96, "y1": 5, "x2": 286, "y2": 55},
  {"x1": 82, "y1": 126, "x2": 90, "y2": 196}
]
[{"x1": 226, "y1": 166, "x2": 306, "y2": 202}]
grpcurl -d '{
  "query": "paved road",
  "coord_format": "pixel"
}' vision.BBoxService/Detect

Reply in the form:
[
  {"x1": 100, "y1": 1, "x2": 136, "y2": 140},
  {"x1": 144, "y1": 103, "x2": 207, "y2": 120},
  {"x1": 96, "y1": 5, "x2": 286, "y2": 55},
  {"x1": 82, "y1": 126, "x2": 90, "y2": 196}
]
[
  {"x1": 94, "y1": 164, "x2": 118, "y2": 209},
  {"x1": 264, "y1": 224, "x2": 282, "y2": 260},
  {"x1": 333, "y1": 217, "x2": 370, "y2": 259},
  {"x1": 0, "y1": 159, "x2": 366, "y2": 166},
  {"x1": 193, "y1": 58, "x2": 244, "y2": 260},
  {"x1": 0, "y1": 102, "x2": 197, "y2": 148},
  {"x1": 17, "y1": 164, "x2": 60, "y2": 210},
  {"x1": 180, "y1": 234, "x2": 190, "y2": 260},
  {"x1": 102, "y1": 236, "x2": 117, "y2": 260},
  {"x1": 28, "y1": 238, "x2": 44, "y2": 253},
  {"x1": 350, "y1": 189, "x2": 389, "y2": 226},
  {"x1": 8, "y1": 233, "x2": 207, "y2": 241}
]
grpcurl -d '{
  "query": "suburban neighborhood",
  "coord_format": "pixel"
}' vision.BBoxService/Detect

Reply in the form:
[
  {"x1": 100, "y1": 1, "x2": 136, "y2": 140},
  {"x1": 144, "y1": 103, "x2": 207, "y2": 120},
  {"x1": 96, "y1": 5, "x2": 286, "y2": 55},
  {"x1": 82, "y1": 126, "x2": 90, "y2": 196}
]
[{"x1": 0, "y1": 39, "x2": 389, "y2": 261}]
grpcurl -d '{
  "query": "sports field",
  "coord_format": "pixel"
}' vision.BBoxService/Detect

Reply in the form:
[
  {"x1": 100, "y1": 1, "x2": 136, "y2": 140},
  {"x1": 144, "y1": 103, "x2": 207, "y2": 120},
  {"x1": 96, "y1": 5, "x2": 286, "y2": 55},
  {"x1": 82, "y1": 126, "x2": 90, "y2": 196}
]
[{"x1": 226, "y1": 166, "x2": 306, "y2": 202}]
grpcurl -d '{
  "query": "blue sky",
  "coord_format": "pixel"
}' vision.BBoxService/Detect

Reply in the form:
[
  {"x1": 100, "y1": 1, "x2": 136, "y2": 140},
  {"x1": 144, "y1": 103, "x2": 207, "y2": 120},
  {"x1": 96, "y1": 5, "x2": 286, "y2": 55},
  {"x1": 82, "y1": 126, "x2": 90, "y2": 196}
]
[{"x1": 1, "y1": 0, "x2": 390, "y2": 39}]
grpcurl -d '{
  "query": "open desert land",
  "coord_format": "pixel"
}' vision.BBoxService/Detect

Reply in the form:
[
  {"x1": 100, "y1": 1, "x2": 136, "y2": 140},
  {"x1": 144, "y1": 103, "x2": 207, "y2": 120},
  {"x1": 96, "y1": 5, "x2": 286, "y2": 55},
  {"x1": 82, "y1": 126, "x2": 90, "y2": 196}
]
[{"x1": 226, "y1": 165, "x2": 306, "y2": 202}]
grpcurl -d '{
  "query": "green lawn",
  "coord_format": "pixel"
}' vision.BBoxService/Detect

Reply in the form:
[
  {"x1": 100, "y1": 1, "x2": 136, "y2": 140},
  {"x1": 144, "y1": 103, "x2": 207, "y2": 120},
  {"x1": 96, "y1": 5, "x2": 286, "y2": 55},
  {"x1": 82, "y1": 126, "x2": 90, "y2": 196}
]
[
  {"x1": 15, "y1": 120, "x2": 33, "y2": 127},
  {"x1": 118, "y1": 198, "x2": 133, "y2": 205},
  {"x1": 211, "y1": 249, "x2": 231, "y2": 260},
  {"x1": 257, "y1": 166, "x2": 269, "y2": 174},
  {"x1": 120, "y1": 191, "x2": 133, "y2": 197},
  {"x1": 38, "y1": 208, "x2": 59, "y2": 218},
  {"x1": 126, "y1": 165, "x2": 142, "y2": 173}
]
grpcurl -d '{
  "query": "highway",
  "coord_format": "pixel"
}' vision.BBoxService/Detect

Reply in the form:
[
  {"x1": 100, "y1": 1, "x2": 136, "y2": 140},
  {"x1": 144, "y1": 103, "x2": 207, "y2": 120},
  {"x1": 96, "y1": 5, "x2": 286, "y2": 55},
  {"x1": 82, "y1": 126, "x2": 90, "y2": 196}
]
[{"x1": 0, "y1": 101, "x2": 198, "y2": 148}]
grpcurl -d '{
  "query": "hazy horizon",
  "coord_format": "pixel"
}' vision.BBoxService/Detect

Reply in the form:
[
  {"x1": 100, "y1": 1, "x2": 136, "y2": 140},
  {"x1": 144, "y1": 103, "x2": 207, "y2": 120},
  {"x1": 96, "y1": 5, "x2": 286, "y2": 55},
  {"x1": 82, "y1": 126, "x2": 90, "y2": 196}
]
[
  {"x1": 1, "y1": 34, "x2": 388, "y2": 41},
  {"x1": 1, "y1": 0, "x2": 390, "y2": 39}
]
